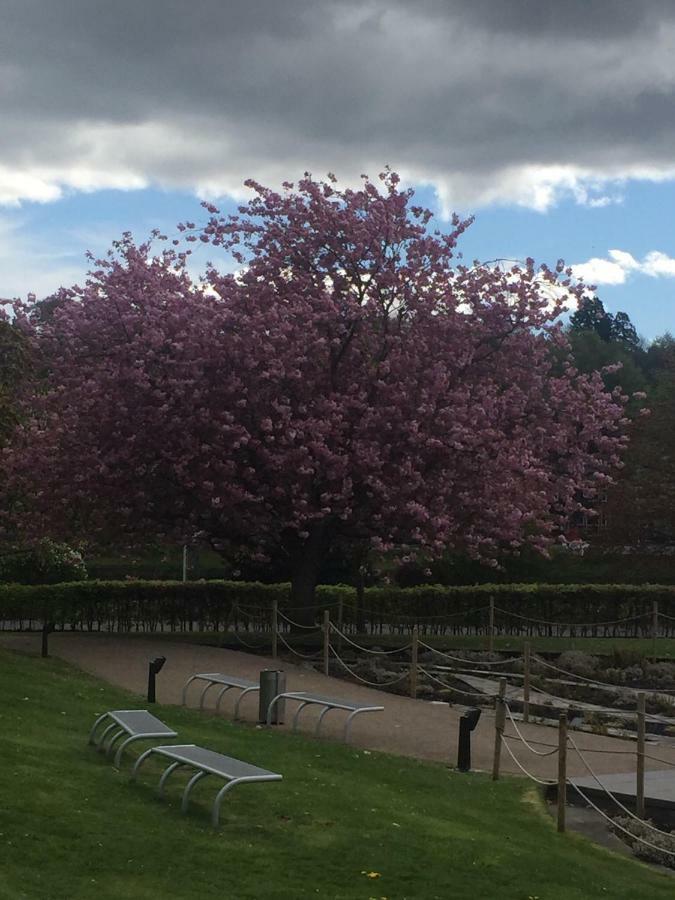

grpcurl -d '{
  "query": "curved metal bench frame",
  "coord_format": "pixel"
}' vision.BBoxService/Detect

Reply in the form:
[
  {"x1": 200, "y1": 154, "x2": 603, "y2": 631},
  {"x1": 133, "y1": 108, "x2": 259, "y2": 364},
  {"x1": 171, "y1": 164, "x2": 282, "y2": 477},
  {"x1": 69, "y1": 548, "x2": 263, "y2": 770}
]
[
  {"x1": 266, "y1": 692, "x2": 384, "y2": 742},
  {"x1": 182, "y1": 674, "x2": 260, "y2": 719},
  {"x1": 132, "y1": 744, "x2": 282, "y2": 826},
  {"x1": 88, "y1": 710, "x2": 178, "y2": 768}
]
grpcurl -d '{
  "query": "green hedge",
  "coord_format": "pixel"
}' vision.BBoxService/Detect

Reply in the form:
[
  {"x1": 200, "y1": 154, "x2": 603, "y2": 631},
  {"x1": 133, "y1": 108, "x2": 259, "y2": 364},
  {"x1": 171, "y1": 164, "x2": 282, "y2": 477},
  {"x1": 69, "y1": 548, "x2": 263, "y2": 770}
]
[{"x1": 2, "y1": 580, "x2": 675, "y2": 636}]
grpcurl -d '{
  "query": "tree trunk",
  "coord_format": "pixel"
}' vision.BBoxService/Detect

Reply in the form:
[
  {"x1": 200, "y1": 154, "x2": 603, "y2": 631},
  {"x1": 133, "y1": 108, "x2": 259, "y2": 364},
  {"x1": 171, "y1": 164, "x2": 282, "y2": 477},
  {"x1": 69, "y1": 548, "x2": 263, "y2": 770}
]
[{"x1": 290, "y1": 523, "x2": 328, "y2": 627}]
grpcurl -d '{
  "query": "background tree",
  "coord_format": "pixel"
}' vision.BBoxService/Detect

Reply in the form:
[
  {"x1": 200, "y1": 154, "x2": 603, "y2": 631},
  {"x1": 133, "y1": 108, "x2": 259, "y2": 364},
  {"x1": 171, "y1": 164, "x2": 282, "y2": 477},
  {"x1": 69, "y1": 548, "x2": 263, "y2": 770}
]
[
  {"x1": 0, "y1": 173, "x2": 630, "y2": 614},
  {"x1": 602, "y1": 335, "x2": 675, "y2": 545},
  {"x1": 0, "y1": 315, "x2": 32, "y2": 448}
]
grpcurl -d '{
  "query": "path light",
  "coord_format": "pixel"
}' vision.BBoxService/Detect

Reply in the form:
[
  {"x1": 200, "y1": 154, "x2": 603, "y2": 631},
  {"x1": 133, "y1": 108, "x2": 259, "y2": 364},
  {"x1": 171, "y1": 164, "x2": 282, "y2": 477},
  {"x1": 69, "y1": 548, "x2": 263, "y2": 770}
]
[
  {"x1": 147, "y1": 656, "x2": 167, "y2": 703},
  {"x1": 457, "y1": 707, "x2": 482, "y2": 772}
]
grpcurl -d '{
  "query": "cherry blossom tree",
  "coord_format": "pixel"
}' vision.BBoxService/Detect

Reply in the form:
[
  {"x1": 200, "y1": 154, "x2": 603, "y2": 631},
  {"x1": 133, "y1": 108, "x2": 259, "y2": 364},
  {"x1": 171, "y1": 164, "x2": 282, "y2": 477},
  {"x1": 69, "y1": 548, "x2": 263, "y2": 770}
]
[{"x1": 1, "y1": 172, "x2": 631, "y2": 614}]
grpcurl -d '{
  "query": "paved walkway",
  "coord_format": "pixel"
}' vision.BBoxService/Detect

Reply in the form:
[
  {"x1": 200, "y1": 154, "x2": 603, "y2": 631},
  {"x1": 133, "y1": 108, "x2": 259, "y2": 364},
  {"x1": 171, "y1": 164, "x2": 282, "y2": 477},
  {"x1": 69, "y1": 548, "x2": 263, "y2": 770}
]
[{"x1": 4, "y1": 632, "x2": 675, "y2": 782}]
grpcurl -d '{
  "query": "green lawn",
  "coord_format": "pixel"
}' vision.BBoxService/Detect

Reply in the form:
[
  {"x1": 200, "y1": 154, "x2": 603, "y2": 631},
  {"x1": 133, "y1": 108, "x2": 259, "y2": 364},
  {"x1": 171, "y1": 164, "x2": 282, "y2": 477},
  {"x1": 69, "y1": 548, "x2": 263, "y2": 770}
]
[{"x1": 0, "y1": 649, "x2": 672, "y2": 900}]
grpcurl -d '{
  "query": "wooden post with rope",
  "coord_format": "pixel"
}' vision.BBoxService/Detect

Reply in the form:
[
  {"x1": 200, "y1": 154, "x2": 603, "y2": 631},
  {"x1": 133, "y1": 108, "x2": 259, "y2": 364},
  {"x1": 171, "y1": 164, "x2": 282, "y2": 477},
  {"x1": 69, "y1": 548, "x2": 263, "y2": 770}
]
[
  {"x1": 557, "y1": 711, "x2": 568, "y2": 834},
  {"x1": 488, "y1": 598, "x2": 495, "y2": 653},
  {"x1": 410, "y1": 626, "x2": 419, "y2": 699},
  {"x1": 652, "y1": 600, "x2": 659, "y2": 663},
  {"x1": 492, "y1": 677, "x2": 507, "y2": 781},
  {"x1": 636, "y1": 691, "x2": 646, "y2": 819},
  {"x1": 523, "y1": 641, "x2": 531, "y2": 724},
  {"x1": 336, "y1": 597, "x2": 344, "y2": 654},
  {"x1": 323, "y1": 609, "x2": 330, "y2": 676}
]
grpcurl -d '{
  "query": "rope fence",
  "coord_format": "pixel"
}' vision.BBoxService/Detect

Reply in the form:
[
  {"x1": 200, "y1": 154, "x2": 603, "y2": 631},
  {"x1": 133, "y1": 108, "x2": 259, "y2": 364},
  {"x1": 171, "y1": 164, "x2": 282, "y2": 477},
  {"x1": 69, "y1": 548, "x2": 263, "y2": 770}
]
[{"x1": 492, "y1": 688, "x2": 675, "y2": 852}]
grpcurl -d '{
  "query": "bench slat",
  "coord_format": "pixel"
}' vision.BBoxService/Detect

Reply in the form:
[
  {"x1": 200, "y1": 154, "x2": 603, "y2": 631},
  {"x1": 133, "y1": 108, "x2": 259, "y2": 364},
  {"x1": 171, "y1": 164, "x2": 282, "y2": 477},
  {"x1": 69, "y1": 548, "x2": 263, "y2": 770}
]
[
  {"x1": 191, "y1": 674, "x2": 259, "y2": 689},
  {"x1": 150, "y1": 744, "x2": 282, "y2": 780},
  {"x1": 107, "y1": 710, "x2": 178, "y2": 736},
  {"x1": 280, "y1": 692, "x2": 382, "y2": 712}
]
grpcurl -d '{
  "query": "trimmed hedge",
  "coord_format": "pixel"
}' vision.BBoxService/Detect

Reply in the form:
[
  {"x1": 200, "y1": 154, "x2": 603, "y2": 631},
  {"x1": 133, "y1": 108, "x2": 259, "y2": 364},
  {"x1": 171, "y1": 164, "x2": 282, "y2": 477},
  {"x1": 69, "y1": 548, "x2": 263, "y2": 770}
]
[{"x1": 1, "y1": 580, "x2": 675, "y2": 636}]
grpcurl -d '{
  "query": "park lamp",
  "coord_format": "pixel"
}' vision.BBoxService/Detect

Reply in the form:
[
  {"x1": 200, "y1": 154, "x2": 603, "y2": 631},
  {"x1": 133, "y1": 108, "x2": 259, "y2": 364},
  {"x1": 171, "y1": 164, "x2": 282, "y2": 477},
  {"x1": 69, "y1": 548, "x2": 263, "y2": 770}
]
[
  {"x1": 147, "y1": 656, "x2": 167, "y2": 703},
  {"x1": 457, "y1": 707, "x2": 482, "y2": 772}
]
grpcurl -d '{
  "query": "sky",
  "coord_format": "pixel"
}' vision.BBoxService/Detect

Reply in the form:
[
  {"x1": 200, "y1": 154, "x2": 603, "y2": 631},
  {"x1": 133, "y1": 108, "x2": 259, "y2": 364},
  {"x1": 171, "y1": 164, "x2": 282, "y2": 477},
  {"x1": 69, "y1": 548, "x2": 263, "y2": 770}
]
[{"x1": 1, "y1": 0, "x2": 675, "y2": 341}]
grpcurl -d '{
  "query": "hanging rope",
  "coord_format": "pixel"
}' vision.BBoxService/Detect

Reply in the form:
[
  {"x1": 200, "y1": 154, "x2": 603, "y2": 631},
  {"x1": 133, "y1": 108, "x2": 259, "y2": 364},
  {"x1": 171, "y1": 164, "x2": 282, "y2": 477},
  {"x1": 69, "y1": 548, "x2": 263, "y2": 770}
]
[
  {"x1": 276, "y1": 630, "x2": 323, "y2": 660},
  {"x1": 329, "y1": 622, "x2": 412, "y2": 655},
  {"x1": 417, "y1": 639, "x2": 522, "y2": 667},
  {"x1": 503, "y1": 703, "x2": 559, "y2": 757},
  {"x1": 570, "y1": 782, "x2": 675, "y2": 858},
  {"x1": 276, "y1": 608, "x2": 322, "y2": 631},
  {"x1": 328, "y1": 644, "x2": 409, "y2": 686},
  {"x1": 567, "y1": 734, "x2": 675, "y2": 837},
  {"x1": 232, "y1": 630, "x2": 268, "y2": 651},
  {"x1": 499, "y1": 734, "x2": 557, "y2": 785},
  {"x1": 494, "y1": 607, "x2": 649, "y2": 628}
]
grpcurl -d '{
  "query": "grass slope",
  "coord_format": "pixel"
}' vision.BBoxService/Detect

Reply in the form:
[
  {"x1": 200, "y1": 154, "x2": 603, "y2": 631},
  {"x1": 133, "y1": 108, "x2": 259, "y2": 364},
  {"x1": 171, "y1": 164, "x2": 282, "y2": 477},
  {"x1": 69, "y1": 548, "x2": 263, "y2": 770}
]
[{"x1": 0, "y1": 648, "x2": 671, "y2": 900}]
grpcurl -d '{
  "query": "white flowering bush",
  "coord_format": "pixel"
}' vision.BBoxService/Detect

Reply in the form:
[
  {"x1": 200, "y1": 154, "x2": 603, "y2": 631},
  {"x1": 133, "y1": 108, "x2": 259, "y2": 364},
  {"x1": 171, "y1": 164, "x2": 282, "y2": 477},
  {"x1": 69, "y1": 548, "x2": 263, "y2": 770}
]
[{"x1": 0, "y1": 539, "x2": 87, "y2": 584}]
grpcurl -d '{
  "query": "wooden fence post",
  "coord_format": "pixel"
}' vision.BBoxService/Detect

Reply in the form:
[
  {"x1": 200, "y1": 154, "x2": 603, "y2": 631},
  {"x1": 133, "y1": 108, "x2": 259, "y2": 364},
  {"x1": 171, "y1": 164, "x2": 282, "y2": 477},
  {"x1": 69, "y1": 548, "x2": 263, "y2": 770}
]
[
  {"x1": 488, "y1": 598, "x2": 495, "y2": 653},
  {"x1": 323, "y1": 609, "x2": 330, "y2": 676},
  {"x1": 492, "y1": 677, "x2": 506, "y2": 781},
  {"x1": 410, "y1": 626, "x2": 419, "y2": 699},
  {"x1": 636, "y1": 691, "x2": 646, "y2": 819},
  {"x1": 523, "y1": 641, "x2": 531, "y2": 724},
  {"x1": 652, "y1": 600, "x2": 659, "y2": 663},
  {"x1": 557, "y1": 712, "x2": 568, "y2": 834},
  {"x1": 271, "y1": 598, "x2": 278, "y2": 660},
  {"x1": 337, "y1": 597, "x2": 344, "y2": 653}
]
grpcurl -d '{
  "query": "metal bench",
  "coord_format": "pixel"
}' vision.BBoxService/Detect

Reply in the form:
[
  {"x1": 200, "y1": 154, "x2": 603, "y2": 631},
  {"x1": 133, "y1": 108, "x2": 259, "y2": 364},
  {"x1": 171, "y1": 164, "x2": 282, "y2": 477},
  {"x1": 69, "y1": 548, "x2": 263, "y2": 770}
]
[
  {"x1": 88, "y1": 709, "x2": 178, "y2": 768},
  {"x1": 266, "y1": 691, "x2": 384, "y2": 742},
  {"x1": 181, "y1": 673, "x2": 260, "y2": 718},
  {"x1": 132, "y1": 744, "x2": 283, "y2": 826}
]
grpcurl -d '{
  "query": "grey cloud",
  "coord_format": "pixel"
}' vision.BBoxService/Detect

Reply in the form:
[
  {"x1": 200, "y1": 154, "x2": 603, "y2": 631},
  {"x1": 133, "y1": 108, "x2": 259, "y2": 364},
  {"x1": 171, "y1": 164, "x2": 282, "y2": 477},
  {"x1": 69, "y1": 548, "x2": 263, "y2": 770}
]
[{"x1": 2, "y1": 0, "x2": 675, "y2": 209}]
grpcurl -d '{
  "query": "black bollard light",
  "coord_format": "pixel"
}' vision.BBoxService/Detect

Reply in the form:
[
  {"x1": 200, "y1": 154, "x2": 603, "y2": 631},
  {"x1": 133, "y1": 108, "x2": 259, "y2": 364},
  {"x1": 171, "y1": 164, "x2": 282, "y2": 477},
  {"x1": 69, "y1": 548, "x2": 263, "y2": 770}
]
[
  {"x1": 147, "y1": 656, "x2": 167, "y2": 703},
  {"x1": 457, "y1": 707, "x2": 482, "y2": 772},
  {"x1": 41, "y1": 621, "x2": 55, "y2": 658}
]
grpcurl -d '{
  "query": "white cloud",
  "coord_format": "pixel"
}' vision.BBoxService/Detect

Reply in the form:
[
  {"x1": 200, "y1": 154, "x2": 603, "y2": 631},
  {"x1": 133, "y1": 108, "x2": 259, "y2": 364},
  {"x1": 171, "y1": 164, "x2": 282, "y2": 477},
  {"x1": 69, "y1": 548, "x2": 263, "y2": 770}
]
[
  {"x1": 572, "y1": 257, "x2": 629, "y2": 286},
  {"x1": 641, "y1": 250, "x2": 675, "y2": 277},
  {"x1": 4, "y1": 2, "x2": 675, "y2": 213},
  {"x1": 0, "y1": 217, "x2": 86, "y2": 300},
  {"x1": 572, "y1": 247, "x2": 675, "y2": 286}
]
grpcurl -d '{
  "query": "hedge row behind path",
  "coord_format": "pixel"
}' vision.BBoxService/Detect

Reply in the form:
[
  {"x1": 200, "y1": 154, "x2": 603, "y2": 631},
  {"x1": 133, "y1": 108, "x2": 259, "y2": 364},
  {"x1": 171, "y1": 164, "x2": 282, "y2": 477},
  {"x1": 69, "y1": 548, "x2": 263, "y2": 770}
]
[{"x1": 2, "y1": 580, "x2": 675, "y2": 637}]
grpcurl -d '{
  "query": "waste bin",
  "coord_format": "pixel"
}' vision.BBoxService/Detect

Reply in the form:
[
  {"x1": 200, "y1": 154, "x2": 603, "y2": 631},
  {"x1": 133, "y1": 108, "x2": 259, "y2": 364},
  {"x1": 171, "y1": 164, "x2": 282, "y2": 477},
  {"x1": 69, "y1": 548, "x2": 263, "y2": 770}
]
[{"x1": 259, "y1": 669, "x2": 286, "y2": 724}]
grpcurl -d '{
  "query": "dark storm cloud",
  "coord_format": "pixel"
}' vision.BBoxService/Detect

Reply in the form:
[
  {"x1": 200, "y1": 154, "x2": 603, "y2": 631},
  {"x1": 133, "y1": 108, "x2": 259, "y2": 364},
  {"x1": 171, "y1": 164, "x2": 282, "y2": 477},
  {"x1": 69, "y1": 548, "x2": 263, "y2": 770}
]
[{"x1": 2, "y1": 0, "x2": 675, "y2": 209}]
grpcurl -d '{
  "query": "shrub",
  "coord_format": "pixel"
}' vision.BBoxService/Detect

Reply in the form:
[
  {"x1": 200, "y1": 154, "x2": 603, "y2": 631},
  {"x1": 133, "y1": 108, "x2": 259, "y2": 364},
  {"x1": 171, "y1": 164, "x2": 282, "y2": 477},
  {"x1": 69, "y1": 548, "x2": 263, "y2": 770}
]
[
  {"x1": 0, "y1": 540, "x2": 87, "y2": 585},
  {"x1": 611, "y1": 817, "x2": 675, "y2": 869}
]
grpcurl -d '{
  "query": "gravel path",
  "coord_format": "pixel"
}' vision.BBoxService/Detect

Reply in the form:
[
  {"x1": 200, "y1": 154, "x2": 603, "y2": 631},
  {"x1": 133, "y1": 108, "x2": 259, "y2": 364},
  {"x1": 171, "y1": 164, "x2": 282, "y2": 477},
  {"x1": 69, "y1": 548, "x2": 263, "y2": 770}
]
[{"x1": 4, "y1": 631, "x2": 675, "y2": 782}]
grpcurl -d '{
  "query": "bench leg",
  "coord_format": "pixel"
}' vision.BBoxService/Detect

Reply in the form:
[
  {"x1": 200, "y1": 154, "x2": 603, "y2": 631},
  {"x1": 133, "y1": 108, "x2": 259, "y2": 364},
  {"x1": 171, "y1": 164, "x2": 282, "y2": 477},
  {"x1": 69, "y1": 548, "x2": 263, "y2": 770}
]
[
  {"x1": 158, "y1": 761, "x2": 184, "y2": 796},
  {"x1": 344, "y1": 708, "x2": 383, "y2": 742},
  {"x1": 292, "y1": 702, "x2": 310, "y2": 731},
  {"x1": 181, "y1": 770, "x2": 209, "y2": 814},
  {"x1": 214, "y1": 685, "x2": 233, "y2": 712},
  {"x1": 199, "y1": 681, "x2": 216, "y2": 710},
  {"x1": 211, "y1": 779, "x2": 239, "y2": 827},
  {"x1": 114, "y1": 734, "x2": 148, "y2": 769},
  {"x1": 95, "y1": 722, "x2": 118, "y2": 751},
  {"x1": 88, "y1": 713, "x2": 110, "y2": 745},
  {"x1": 315, "y1": 706, "x2": 332, "y2": 737},
  {"x1": 233, "y1": 686, "x2": 258, "y2": 720},
  {"x1": 105, "y1": 728, "x2": 126, "y2": 757},
  {"x1": 344, "y1": 710, "x2": 360, "y2": 742},
  {"x1": 131, "y1": 747, "x2": 156, "y2": 782},
  {"x1": 182, "y1": 675, "x2": 200, "y2": 706},
  {"x1": 266, "y1": 696, "x2": 278, "y2": 725}
]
